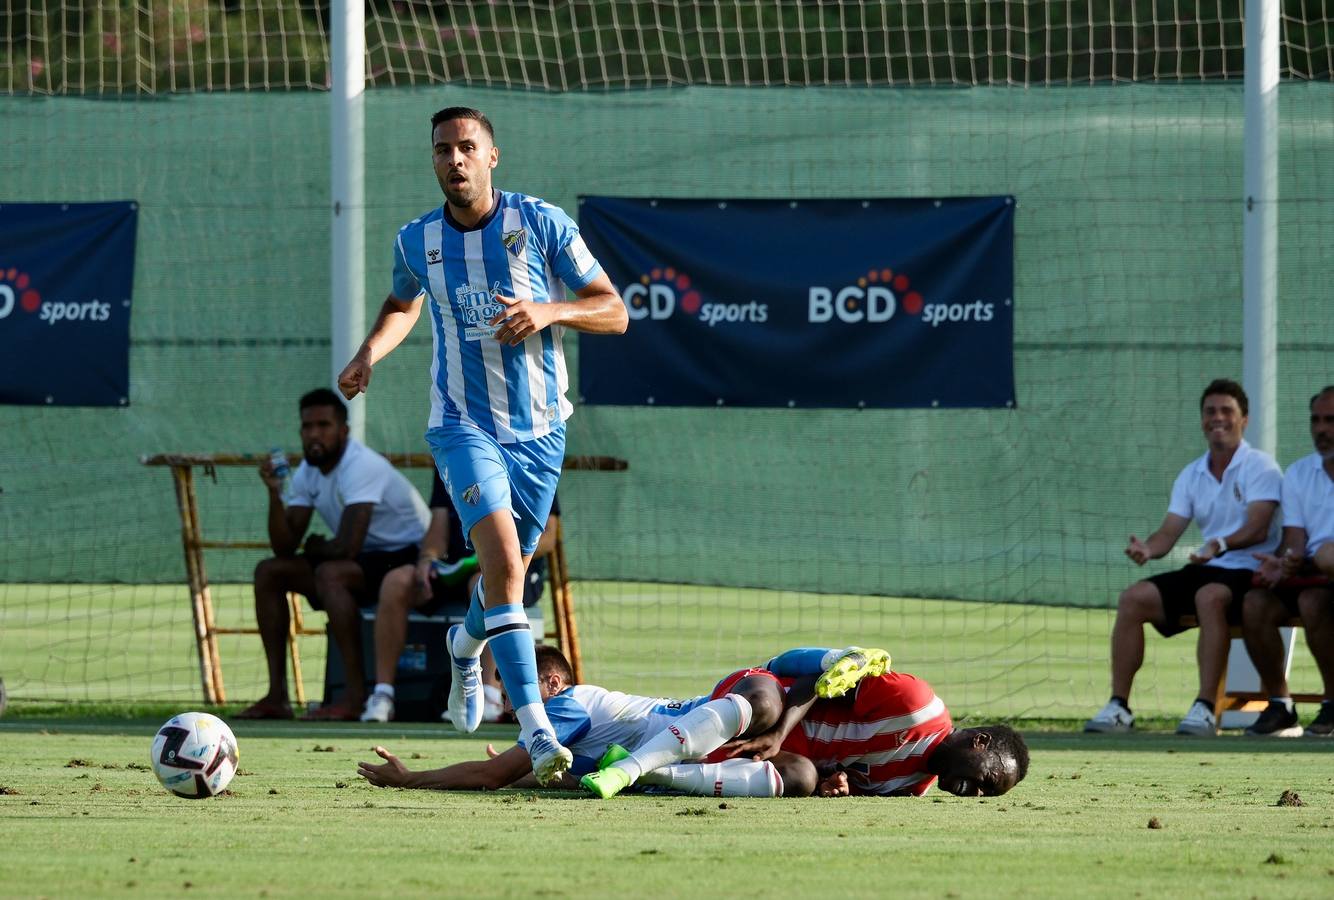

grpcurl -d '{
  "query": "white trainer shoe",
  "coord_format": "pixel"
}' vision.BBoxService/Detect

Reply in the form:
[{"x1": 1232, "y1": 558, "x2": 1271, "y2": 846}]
[
  {"x1": 446, "y1": 624, "x2": 485, "y2": 733},
  {"x1": 359, "y1": 690, "x2": 395, "y2": 723},
  {"x1": 482, "y1": 684, "x2": 505, "y2": 724},
  {"x1": 1083, "y1": 700, "x2": 1134, "y2": 733},
  {"x1": 527, "y1": 728, "x2": 573, "y2": 786},
  {"x1": 1176, "y1": 700, "x2": 1217, "y2": 736}
]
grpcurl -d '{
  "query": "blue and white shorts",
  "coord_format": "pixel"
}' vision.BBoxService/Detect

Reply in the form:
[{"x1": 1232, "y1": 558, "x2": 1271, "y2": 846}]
[{"x1": 425, "y1": 422, "x2": 564, "y2": 557}]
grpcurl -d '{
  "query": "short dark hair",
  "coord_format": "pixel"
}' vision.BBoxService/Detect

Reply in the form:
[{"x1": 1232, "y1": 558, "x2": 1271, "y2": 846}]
[
  {"x1": 1311, "y1": 386, "x2": 1334, "y2": 409},
  {"x1": 988, "y1": 725, "x2": 1029, "y2": 784},
  {"x1": 1200, "y1": 378, "x2": 1248, "y2": 416},
  {"x1": 299, "y1": 388, "x2": 348, "y2": 423},
  {"x1": 535, "y1": 644, "x2": 574, "y2": 684},
  {"x1": 430, "y1": 106, "x2": 495, "y2": 141}
]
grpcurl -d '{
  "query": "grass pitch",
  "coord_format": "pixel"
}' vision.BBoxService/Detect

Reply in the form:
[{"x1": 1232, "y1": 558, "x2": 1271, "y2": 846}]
[{"x1": 2, "y1": 719, "x2": 1333, "y2": 898}]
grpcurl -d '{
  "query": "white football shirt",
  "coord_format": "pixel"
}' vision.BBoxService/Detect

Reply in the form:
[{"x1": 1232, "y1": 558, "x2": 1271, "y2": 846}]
[
  {"x1": 1167, "y1": 439, "x2": 1282, "y2": 570},
  {"x1": 285, "y1": 438, "x2": 430, "y2": 552},
  {"x1": 1279, "y1": 452, "x2": 1334, "y2": 555}
]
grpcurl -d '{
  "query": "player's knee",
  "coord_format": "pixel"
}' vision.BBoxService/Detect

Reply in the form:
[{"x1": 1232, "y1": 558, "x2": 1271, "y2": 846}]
[
  {"x1": 254, "y1": 556, "x2": 288, "y2": 587},
  {"x1": 313, "y1": 561, "x2": 357, "y2": 595},
  {"x1": 1242, "y1": 589, "x2": 1282, "y2": 627},
  {"x1": 1298, "y1": 590, "x2": 1333, "y2": 626},
  {"x1": 1193, "y1": 585, "x2": 1230, "y2": 620},
  {"x1": 772, "y1": 753, "x2": 817, "y2": 797},
  {"x1": 1314, "y1": 543, "x2": 1334, "y2": 576},
  {"x1": 1117, "y1": 584, "x2": 1160, "y2": 622},
  {"x1": 378, "y1": 565, "x2": 414, "y2": 610},
  {"x1": 729, "y1": 676, "x2": 783, "y2": 737}
]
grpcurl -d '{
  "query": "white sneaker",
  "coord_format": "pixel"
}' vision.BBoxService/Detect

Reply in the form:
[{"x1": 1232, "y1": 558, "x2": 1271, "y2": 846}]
[
  {"x1": 1176, "y1": 700, "x2": 1217, "y2": 736},
  {"x1": 527, "y1": 728, "x2": 573, "y2": 786},
  {"x1": 1084, "y1": 700, "x2": 1134, "y2": 733},
  {"x1": 360, "y1": 690, "x2": 394, "y2": 723},
  {"x1": 446, "y1": 624, "x2": 484, "y2": 733}
]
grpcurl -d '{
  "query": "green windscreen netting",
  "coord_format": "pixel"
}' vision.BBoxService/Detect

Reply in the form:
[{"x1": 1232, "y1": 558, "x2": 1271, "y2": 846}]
[{"x1": 2, "y1": 2, "x2": 1331, "y2": 716}]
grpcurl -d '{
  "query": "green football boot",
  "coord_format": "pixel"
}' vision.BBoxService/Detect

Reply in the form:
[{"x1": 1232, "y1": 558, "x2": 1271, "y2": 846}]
[
  {"x1": 815, "y1": 647, "x2": 891, "y2": 699},
  {"x1": 580, "y1": 765, "x2": 633, "y2": 799},
  {"x1": 596, "y1": 743, "x2": 631, "y2": 770}
]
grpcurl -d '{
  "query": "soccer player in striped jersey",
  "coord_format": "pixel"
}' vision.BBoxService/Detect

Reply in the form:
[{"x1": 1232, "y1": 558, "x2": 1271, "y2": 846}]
[
  {"x1": 356, "y1": 646, "x2": 796, "y2": 797},
  {"x1": 710, "y1": 648, "x2": 1029, "y2": 797},
  {"x1": 338, "y1": 107, "x2": 627, "y2": 785}
]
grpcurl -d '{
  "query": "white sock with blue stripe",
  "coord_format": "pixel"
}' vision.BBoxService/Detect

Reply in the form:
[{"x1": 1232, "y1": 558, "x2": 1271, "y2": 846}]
[
  {"x1": 613, "y1": 695, "x2": 751, "y2": 783},
  {"x1": 484, "y1": 602, "x2": 556, "y2": 740}
]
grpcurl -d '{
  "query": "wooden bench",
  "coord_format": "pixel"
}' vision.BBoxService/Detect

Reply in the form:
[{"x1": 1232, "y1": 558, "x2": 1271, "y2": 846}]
[
  {"x1": 143, "y1": 452, "x2": 624, "y2": 704},
  {"x1": 1178, "y1": 615, "x2": 1323, "y2": 717}
]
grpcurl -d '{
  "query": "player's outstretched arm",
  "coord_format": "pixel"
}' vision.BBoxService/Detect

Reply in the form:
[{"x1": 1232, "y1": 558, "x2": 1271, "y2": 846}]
[
  {"x1": 338, "y1": 293, "x2": 424, "y2": 399},
  {"x1": 1125, "y1": 513, "x2": 1190, "y2": 565},
  {"x1": 357, "y1": 744, "x2": 531, "y2": 791}
]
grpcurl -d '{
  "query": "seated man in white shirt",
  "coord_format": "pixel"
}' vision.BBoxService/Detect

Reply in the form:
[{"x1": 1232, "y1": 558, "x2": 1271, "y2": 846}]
[
  {"x1": 1241, "y1": 385, "x2": 1334, "y2": 737},
  {"x1": 1085, "y1": 379, "x2": 1282, "y2": 737},
  {"x1": 238, "y1": 388, "x2": 430, "y2": 722}
]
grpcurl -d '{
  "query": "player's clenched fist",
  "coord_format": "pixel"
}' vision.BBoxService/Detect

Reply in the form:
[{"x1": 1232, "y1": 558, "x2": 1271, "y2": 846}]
[
  {"x1": 1124, "y1": 535, "x2": 1151, "y2": 566},
  {"x1": 337, "y1": 354, "x2": 373, "y2": 400}
]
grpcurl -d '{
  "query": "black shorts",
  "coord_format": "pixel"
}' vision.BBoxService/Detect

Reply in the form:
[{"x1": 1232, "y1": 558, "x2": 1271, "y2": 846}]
[
  {"x1": 306, "y1": 545, "x2": 420, "y2": 610},
  {"x1": 1145, "y1": 564, "x2": 1256, "y2": 637},
  {"x1": 1268, "y1": 576, "x2": 1334, "y2": 618}
]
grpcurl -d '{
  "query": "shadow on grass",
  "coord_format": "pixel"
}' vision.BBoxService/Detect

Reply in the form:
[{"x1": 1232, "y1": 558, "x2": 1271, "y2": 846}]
[{"x1": 1024, "y1": 730, "x2": 1334, "y2": 754}]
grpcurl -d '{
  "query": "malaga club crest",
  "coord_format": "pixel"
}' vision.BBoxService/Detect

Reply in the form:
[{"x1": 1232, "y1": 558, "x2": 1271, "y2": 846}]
[{"x1": 502, "y1": 228, "x2": 527, "y2": 259}]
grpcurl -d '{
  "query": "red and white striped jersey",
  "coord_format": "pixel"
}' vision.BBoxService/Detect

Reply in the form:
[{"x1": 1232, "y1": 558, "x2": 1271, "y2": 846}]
[{"x1": 782, "y1": 672, "x2": 952, "y2": 796}]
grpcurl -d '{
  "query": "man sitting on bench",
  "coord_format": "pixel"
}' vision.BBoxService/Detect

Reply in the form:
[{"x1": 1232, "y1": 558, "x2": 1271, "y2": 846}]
[
  {"x1": 1084, "y1": 379, "x2": 1281, "y2": 736},
  {"x1": 1241, "y1": 385, "x2": 1334, "y2": 737},
  {"x1": 239, "y1": 388, "x2": 431, "y2": 721}
]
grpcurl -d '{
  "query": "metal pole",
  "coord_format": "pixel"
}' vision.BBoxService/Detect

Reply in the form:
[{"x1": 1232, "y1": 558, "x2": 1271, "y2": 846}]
[
  {"x1": 1225, "y1": 0, "x2": 1284, "y2": 729},
  {"x1": 331, "y1": 0, "x2": 366, "y2": 441},
  {"x1": 1243, "y1": 0, "x2": 1279, "y2": 453}
]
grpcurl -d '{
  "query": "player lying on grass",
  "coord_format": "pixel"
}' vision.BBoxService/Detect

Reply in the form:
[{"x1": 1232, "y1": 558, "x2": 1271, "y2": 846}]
[
  {"x1": 583, "y1": 647, "x2": 1029, "y2": 799},
  {"x1": 357, "y1": 645, "x2": 813, "y2": 796}
]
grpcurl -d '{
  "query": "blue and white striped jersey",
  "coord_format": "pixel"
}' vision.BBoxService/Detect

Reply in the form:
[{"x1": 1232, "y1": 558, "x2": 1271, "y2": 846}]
[
  {"x1": 391, "y1": 190, "x2": 602, "y2": 443},
  {"x1": 519, "y1": 684, "x2": 712, "y2": 776}
]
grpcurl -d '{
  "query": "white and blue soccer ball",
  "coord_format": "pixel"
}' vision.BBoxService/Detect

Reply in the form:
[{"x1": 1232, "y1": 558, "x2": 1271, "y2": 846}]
[{"x1": 150, "y1": 712, "x2": 239, "y2": 799}]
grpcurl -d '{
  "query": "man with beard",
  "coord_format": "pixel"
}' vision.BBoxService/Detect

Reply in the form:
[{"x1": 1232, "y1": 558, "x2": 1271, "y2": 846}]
[
  {"x1": 238, "y1": 388, "x2": 430, "y2": 721},
  {"x1": 337, "y1": 107, "x2": 626, "y2": 783},
  {"x1": 1241, "y1": 386, "x2": 1334, "y2": 737}
]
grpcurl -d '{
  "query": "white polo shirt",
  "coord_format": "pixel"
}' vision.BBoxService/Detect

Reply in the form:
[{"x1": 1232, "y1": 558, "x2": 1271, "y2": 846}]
[
  {"x1": 1167, "y1": 439, "x2": 1282, "y2": 570},
  {"x1": 1280, "y1": 452, "x2": 1334, "y2": 556},
  {"x1": 285, "y1": 438, "x2": 430, "y2": 552}
]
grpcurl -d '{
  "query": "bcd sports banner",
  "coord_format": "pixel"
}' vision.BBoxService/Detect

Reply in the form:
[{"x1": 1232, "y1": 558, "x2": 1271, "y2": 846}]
[
  {"x1": 0, "y1": 201, "x2": 138, "y2": 406},
  {"x1": 578, "y1": 196, "x2": 1014, "y2": 409}
]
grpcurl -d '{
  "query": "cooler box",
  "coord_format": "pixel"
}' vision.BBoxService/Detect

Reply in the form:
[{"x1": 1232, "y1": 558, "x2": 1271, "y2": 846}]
[{"x1": 323, "y1": 608, "x2": 465, "y2": 722}]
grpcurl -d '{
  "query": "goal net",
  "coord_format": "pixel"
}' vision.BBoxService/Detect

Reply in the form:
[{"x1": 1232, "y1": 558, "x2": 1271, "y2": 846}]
[{"x1": 2, "y1": 1, "x2": 1331, "y2": 719}]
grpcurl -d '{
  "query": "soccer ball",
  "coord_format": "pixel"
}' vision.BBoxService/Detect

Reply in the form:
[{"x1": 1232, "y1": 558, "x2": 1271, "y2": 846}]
[{"x1": 150, "y1": 712, "x2": 239, "y2": 798}]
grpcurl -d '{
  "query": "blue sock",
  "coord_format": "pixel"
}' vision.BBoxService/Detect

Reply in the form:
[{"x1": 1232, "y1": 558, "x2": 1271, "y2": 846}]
[
  {"x1": 764, "y1": 647, "x2": 835, "y2": 678},
  {"x1": 450, "y1": 579, "x2": 488, "y2": 660},
  {"x1": 464, "y1": 578, "x2": 487, "y2": 641},
  {"x1": 485, "y1": 604, "x2": 541, "y2": 712}
]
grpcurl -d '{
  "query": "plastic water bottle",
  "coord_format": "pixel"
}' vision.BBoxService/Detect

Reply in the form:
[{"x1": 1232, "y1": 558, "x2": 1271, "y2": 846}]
[
  {"x1": 268, "y1": 447, "x2": 291, "y2": 483},
  {"x1": 431, "y1": 555, "x2": 479, "y2": 586}
]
